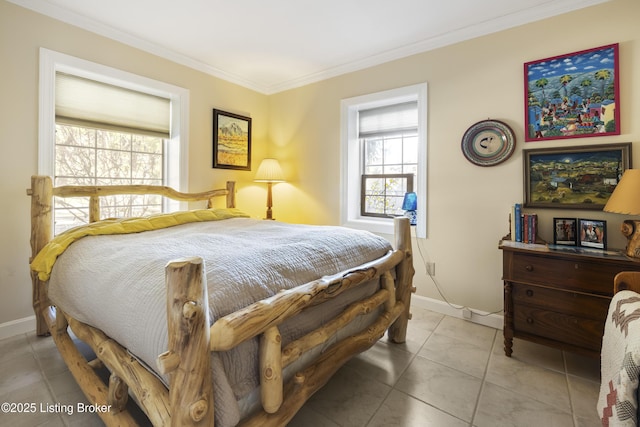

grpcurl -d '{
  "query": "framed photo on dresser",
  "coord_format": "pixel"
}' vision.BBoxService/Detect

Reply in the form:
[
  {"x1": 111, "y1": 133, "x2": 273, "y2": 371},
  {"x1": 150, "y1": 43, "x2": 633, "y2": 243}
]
[
  {"x1": 578, "y1": 218, "x2": 607, "y2": 250},
  {"x1": 553, "y1": 218, "x2": 577, "y2": 246}
]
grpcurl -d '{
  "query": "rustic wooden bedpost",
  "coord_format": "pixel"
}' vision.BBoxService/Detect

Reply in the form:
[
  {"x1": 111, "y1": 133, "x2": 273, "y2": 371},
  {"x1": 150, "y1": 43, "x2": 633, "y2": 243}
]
[
  {"x1": 260, "y1": 325, "x2": 283, "y2": 413},
  {"x1": 157, "y1": 257, "x2": 214, "y2": 427},
  {"x1": 226, "y1": 181, "x2": 236, "y2": 208},
  {"x1": 27, "y1": 175, "x2": 53, "y2": 336},
  {"x1": 89, "y1": 195, "x2": 101, "y2": 223},
  {"x1": 207, "y1": 181, "x2": 235, "y2": 209},
  {"x1": 388, "y1": 217, "x2": 416, "y2": 343}
]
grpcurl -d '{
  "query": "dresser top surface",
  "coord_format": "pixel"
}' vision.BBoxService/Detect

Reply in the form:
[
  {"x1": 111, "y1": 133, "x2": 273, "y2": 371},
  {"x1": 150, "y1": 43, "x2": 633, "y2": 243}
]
[{"x1": 499, "y1": 240, "x2": 640, "y2": 264}]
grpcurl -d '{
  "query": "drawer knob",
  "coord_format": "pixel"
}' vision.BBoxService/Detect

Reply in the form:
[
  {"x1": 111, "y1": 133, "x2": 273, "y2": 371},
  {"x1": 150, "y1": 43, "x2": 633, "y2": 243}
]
[
  {"x1": 525, "y1": 265, "x2": 534, "y2": 272},
  {"x1": 526, "y1": 290, "x2": 534, "y2": 297},
  {"x1": 527, "y1": 317, "x2": 534, "y2": 324}
]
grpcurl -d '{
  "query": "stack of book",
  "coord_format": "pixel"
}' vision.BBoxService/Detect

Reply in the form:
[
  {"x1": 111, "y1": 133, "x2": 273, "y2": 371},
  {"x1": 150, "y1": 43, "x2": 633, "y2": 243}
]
[{"x1": 510, "y1": 203, "x2": 539, "y2": 243}]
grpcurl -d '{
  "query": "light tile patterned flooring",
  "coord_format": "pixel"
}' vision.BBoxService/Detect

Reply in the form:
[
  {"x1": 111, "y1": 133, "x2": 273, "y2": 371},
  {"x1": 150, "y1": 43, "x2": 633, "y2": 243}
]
[{"x1": 0, "y1": 306, "x2": 601, "y2": 427}]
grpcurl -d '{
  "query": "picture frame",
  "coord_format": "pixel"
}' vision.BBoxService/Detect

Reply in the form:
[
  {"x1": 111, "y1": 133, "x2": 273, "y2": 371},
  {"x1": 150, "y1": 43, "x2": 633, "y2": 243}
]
[
  {"x1": 578, "y1": 218, "x2": 607, "y2": 250},
  {"x1": 212, "y1": 109, "x2": 251, "y2": 170},
  {"x1": 553, "y1": 218, "x2": 577, "y2": 246},
  {"x1": 524, "y1": 43, "x2": 620, "y2": 142},
  {"x1": 523, "y1": 143, "x2": 631, "y2": 210}
]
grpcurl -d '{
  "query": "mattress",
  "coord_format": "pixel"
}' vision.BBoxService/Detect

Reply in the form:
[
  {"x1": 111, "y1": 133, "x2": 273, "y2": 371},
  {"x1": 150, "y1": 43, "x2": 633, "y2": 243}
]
[{"x1": 44, "y1": 212, "x2": 392, "y2": 426}]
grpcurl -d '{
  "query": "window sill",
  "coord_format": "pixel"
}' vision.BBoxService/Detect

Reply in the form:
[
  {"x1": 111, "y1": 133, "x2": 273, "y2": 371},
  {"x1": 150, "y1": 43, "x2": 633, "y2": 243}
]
[
  {"x1": 342, "y1": 217, "x2": 395, "y2": 236},
  {"x1": 343, "y1": 215, "x2": 425, "y2": 239}
]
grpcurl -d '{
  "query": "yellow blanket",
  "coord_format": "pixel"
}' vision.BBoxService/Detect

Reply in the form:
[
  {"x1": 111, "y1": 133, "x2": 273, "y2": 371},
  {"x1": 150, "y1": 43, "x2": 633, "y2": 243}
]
[{"x1": 31, "y1": 208, "x2": 250, "y2": 281}]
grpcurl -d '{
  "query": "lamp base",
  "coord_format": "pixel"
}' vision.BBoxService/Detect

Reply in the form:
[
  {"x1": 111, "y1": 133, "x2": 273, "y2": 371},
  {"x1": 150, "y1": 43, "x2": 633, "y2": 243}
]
[
  {"x1": 264, "y1": 208, "x2": 275, "y2": 221},
  {"x1": 404, "y1": 210, "x2": 417, "y2": 226},
  {"x1": 263, "y1": 183, "x2": 276, "y2": 220},
  {"x1": 621, "y1": 220, "x2": 640, "y2": 258}
]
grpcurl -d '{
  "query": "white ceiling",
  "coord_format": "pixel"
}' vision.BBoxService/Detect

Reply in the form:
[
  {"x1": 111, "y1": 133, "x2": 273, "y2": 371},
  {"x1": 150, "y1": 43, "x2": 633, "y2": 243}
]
[{"x1": 11, "y1": 0, "x2": 610, "y2": 94}]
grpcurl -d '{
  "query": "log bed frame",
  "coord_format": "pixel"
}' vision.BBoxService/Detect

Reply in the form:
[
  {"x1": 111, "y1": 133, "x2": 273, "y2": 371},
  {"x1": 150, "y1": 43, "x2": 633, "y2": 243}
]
[{"x1": 27, "y1": 175, "x2": 416, "y2": 427}]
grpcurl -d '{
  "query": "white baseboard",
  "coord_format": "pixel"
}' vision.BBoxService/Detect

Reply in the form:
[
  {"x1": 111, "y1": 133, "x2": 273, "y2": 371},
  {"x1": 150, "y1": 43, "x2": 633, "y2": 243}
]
[
  {"x1": 0, "y1": 315, "x2": 36, "y2": 341},
  {"x1": 411, "y1": 294, "x2": 504, "y2": 330}
]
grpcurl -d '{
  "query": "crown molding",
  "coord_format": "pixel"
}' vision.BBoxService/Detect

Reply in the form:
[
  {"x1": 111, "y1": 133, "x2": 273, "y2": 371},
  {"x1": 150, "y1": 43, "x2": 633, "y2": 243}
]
[
  {"x1": 263, "y1": 0, "x2": 611, "y2": 94},
  {"x1": 8, "y1": 0, "x2": 611, "y2": 95}
]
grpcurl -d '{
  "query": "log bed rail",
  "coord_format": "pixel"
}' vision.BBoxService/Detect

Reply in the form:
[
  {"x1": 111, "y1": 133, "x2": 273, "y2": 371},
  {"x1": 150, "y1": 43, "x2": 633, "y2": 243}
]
[{"x1": 27, "y1": 175, "x2": 415, "y2": 427}]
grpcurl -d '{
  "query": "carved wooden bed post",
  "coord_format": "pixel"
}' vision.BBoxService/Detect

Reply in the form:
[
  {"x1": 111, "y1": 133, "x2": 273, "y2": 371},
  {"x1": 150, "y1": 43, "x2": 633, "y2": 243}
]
[
  {"x1": 158, "y1": 257, "x2": 214, "y2": 427},
  {"x1": 388, "y1": 217, "x2": 416, "y2": 343},
  {"x1": 207, "y1": 181, "x2": 235, "y2": 209},
  {"x1": 27, "y1": 175, "x2": 53, "y2": 336},
  {"x1": 226, "y1": 181, "x2": 236, "y2": 208}
]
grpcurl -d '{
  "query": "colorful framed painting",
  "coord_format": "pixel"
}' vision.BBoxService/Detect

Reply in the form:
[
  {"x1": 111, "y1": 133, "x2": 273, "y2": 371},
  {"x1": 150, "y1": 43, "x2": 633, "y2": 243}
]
[
  {"x1": 523, "y1": 143, "x2": 631, "y2": 210},
  {"x1": 524, "y1": 43, "x2": 620, "y2": 142},
  {"x1": 213, "y1": 109, "x2": 252, "y2": 170}
]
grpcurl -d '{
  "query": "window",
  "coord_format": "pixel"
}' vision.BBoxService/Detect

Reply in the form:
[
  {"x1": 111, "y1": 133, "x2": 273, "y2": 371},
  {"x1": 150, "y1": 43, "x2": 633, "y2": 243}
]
[
  {"x1": 39, "y1": 49, "x2": 189, "y2": 234},
  {"x1": 360, "y1": 101, "x2": 418, "y2": 218},
  {"x1": 362, "y1": 174, "x2": 413, "y2": 218},
  {"x1": 341, "y1": 84, "x2": 427, "y2": 238},
  {"x1": 54, "y1": 125, "x2": 165, "y2": 233}
]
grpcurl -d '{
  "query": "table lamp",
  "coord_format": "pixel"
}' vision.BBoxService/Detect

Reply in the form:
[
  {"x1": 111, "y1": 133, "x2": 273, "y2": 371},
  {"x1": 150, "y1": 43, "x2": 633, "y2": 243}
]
[
  {"x1": 254, "y1": 158, "x2": 285, "y2": 220},
  {"x1": 402, "y1": 192, "x2": 417, "y2": 226},
  {"x1": 603, "y1": 169, "x2": 640, "y2": 258}
]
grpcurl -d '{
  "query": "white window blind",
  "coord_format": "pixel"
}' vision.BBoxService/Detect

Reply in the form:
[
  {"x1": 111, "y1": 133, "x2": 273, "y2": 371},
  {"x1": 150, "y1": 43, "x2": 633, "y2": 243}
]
[
  {"x1": 358, "y1": 101, "x2": 418, "y2": 137},
  {"x1": 55, "y1": 72, "x2": 170, "y2": 138},
  {"x1": 341, "y1": 83, "x2": 427, "y2": 238}
]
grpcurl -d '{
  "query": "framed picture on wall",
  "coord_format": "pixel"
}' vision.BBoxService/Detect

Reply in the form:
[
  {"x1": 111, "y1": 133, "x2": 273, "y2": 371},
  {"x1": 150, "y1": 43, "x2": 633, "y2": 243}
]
[
  {"x1": 553, "y1": 218, "x2": 577, "y2": 246},
  {"x1": 523, "y1": 143, "x2": 631, "y2": 210},
  {"x1": 524, "y1": 43, "x2": 620, "y2": 142},
  {"x1": 212, "y1": 109, "x2": 252, "y2": 170},
  {"x1": 578, "y1": 218, "x2": 607, "y2": 250}
]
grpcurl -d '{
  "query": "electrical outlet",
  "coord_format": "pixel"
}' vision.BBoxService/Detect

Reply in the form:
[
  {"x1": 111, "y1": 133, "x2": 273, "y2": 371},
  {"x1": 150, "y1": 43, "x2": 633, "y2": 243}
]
[
  {"x1": 462, "y1": 308, "x2": 472, "y2": 319},
  {"x1": 426, "y1": 262, "x2": 435, "y2": 276}
]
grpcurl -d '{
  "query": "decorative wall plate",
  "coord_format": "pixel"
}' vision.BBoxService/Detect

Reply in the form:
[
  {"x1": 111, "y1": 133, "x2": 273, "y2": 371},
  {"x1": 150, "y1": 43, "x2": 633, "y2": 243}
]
[{"x1": 461, "y1": 119, "x2": 516, "y2": 167}]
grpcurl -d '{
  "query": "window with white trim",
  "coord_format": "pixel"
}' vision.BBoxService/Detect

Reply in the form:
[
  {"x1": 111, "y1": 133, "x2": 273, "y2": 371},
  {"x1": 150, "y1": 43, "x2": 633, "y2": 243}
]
[
  {"x1": 341, "y1": 84, "x2": 427, "y2": 238},
  {"x1": 39, "y1": 49, "x2": 189, "y2": 234}
]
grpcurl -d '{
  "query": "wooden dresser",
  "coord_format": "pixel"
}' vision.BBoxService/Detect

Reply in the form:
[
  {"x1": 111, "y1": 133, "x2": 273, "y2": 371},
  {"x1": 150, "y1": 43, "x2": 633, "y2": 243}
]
[{"x1": 500, "y1": 241, "x2": 640, "y2": 358}]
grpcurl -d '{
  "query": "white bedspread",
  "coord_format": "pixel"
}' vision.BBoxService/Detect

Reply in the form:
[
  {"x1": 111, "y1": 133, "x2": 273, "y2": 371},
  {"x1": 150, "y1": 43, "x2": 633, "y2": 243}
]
[{"x1": 47, "y1": 217, "x2": 391, "y2": 426}]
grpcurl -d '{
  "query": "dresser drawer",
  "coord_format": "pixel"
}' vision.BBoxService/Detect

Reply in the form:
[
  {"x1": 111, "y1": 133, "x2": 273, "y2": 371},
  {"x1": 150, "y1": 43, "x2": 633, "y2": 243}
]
[
  {"x1": 507, "y1": 253, "x2": 623, "y2": 295},
  {"x1": 513, "y1": 304, "x2": 604, "y2": 352},
  {"x1": 501, "y1": 243, "x2": 640, "y2": 358},
  {"x1": 511, "y1": 283, "x2": 610, "y2": 320}
]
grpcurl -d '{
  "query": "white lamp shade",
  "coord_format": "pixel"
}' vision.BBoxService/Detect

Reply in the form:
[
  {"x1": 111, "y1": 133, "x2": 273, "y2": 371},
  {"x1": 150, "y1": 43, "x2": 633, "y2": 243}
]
[{"x1": 255, "y1": 158, "x2": 285, "y2": 182}]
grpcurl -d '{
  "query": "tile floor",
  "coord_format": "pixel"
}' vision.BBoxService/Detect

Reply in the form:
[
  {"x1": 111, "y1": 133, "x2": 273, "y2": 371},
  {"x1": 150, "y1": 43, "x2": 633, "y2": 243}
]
[{"x1": 0, "y1": 306, "x2": 602, "y2": 427}]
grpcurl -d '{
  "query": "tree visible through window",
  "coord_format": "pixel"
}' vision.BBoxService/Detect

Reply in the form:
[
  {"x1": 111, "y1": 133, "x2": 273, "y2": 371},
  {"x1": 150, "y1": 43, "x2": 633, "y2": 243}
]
[
  {"x1": 359, "y1": 103, "x2": 418, "y2": 218},
  {"x1": 54, "y1": 124, "x2": 164, "y2": 234}
]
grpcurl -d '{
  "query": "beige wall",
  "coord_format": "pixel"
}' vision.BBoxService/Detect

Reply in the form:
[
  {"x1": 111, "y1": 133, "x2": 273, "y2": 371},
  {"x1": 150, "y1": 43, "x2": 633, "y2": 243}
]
[
  {"x1": 268, "y1": 0, "x2": 640, "y2": 313},
  {"x1": 1, "y1": 0, "x2": 639, "y2": 330}
]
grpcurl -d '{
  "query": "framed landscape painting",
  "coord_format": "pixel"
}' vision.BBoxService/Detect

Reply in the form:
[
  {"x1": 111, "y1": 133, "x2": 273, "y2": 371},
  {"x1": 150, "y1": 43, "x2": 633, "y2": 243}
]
[
  {"x1": 523, "y1": 143, "x2": 631, "y2": 210},
  {"x1": 213, "y1": 109, "x2": 251, "y2": 170},
  {"x1": 524, "y1": 44, "x2": 620, "y2": 142}
]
